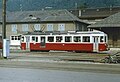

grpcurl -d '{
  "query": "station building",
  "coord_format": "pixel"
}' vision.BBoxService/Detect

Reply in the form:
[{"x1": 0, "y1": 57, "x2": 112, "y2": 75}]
[
  {"x1": 70, "y1": 7, "x2": 120, "y2": 48},
  {"x1": 88, "y1": 12, "x2": 120, "y2": 48}
]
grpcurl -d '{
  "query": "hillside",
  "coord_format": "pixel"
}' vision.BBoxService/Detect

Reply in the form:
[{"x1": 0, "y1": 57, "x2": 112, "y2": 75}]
[{"x1": 0, "y1": 0, "x2": 120, "y2": 11}]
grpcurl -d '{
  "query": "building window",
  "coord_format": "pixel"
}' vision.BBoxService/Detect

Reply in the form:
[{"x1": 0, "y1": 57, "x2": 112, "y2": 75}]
[
  {"x1": 11, "y1": 24, "x2": 17, "y2": 33},
  {"x1": 58, "y1": 24, "x2": 65, "y2": 31},
  {"x1": 22, "y1": 24, "x2": 29, "y2": 32},
  {"x1": 47, "y1": 24, "x2": 53, "y2": 31},
  {"x1": 34, "y1": 24, "x2": 41, "y2": 31}
]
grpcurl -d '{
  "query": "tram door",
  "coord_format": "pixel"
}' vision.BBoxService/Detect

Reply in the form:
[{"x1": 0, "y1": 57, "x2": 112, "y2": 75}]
[
  {"x1": 40, "y1": 37, "x2": 46, "y2": 48},
  {"x1": 93, "y1": 36, "x2": 99, "y2": 52},
  {"x1": 26, "y1": 36, "x2": 30, "y2": 50}
]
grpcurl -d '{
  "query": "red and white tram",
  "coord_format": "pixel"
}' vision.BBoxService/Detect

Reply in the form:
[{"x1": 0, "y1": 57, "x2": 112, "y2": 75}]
[{"x1": 21, "y1": 31, "x2": 109, "y2": 52}]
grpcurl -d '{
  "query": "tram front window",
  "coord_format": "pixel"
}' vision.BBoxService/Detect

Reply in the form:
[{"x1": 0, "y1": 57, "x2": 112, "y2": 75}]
[
  {"x1": 105, "y1": 36, "x2": 107, "y2": 42},
  {"x1": 21, "y1": 37, "x2": 24, "y2": 42},
  {"x1": 100, "y1": 36, "x2": 104, "y2": 42}
]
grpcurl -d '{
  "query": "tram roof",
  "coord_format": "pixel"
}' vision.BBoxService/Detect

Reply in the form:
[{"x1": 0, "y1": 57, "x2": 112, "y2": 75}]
[{"x1": 23, "y1": 31, "x2": 106, "y2": 36}]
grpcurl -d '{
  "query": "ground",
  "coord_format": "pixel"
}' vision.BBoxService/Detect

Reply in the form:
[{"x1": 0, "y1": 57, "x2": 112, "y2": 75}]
[{"x1": 0, "y1": 49, "x2": 120, "y2": 74}]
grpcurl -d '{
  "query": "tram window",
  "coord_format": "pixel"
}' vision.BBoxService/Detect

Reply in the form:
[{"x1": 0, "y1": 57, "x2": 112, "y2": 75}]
[
  {"x1": 11, "y1": 36, "x2": 18, "y2": 40},
  {"x1": 100, "y1": 36, "x2": 104, "y2": 42},
  {"x1": 83, "y1": 36, "x2": 90, "y2": 42},
  {"x1": 32, "y1": 36, "x2": 35, "y2": 41},
  {"x1": 15, "y1": 36, "x2": 17, "y2": 40},
  {"x1": 18, "y1": 36, "x2": 21, "y2": 40},
  {"x1": 36, "y1": 37, "x2": 38, "y2": 42},
  {"x1": 56, "y1": 36, "x2": 62, "y2": 42},
  {"x1": 48, "y1": 36, "x2": 54, "y2": 42},
  {"x1": 74, "y1": 36, "x2": 81, "y2": 42},
  {"x1": 11, "y1": 36, "x2": 14, "y2": 40},
  {"x1": 105, "y1": 36, "x2": 107, "y2": 42},
  {"x1": 21, "y1": 37, "x2": 24, "y2": 42},
  {"x1": 32, "y1": 36, "x2": 38, "y2": 42},
  {"x1": 65, "y1": 36, "x2": 72, "y2": 42}
]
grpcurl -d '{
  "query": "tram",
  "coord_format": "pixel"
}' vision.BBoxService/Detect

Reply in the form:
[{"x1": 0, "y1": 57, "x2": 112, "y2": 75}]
[{"x1": 20, "y1": 31, "x2": 109, "y2": 52}]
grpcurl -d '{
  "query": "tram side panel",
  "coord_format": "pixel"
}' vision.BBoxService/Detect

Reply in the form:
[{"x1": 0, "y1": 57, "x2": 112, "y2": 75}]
[
  {"x1": 21, "y1": 41, "x2": 108, "y2": 52},
  {"x1": 20, "y1": 42, "x2": 108, "y2": 52},
  {"x1": 30, "y1": 43, "x2": 93, "y2": 52},
  {"x1": 30, "y1": 43, "x2": 65, "y2": 51},
  {"x1": 99, "y1": 43, "x2": 108, "y2": 51},
  {"x1": 70, "y1": 43, "x2": 93, "y2": 52},
  {"x1": 60, "y1": 43, "x2": 93, "y2": 52},
  {"x1": 21, "y1": 43, "x2": 26, "y2": 50}
]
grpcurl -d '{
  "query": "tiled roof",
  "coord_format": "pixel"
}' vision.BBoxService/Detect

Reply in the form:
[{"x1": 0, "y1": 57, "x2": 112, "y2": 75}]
[
  {"x1": 3, "y1": 10, "x2": 88, "y2": 24},
  {"x1": 80, "y1": 7, "x2": 120, "y2": 18},
  {"x1": 88, "y1": 12, "x2": 120, "y2": 28}
]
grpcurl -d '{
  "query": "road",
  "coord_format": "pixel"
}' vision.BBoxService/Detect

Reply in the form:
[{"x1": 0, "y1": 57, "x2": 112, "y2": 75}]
[
  {"x1": 0, "y1": 51, "x2": 120, "y2": 82},
  {"x1": 0, "y1": 67, "x2": 120, "y2": 82},
  {"x1": 0, "y1": 51, "x2": 119, "y2": 74}
]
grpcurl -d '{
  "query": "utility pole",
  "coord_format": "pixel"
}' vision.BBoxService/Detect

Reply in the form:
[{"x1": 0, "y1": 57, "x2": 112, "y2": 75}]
[
  {"x1": 2, "y1": 0, "x2": 7, "y2": 58},
  {"x1": 2, "y1": 0, "x2": 6, "y2": 39}
]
